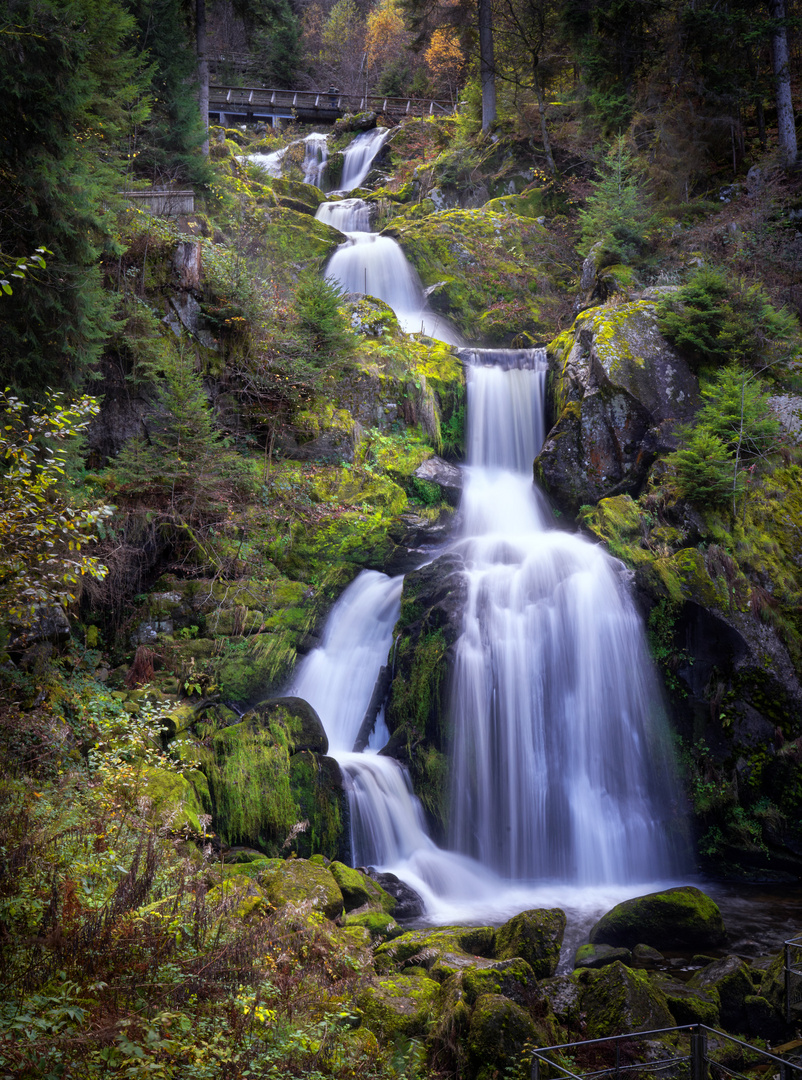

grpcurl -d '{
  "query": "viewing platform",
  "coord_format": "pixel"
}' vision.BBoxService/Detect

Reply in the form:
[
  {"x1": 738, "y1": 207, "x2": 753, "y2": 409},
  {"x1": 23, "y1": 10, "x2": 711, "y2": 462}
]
[{"x1": 208, "y1": 85, "x2": 455, "y2": 127}]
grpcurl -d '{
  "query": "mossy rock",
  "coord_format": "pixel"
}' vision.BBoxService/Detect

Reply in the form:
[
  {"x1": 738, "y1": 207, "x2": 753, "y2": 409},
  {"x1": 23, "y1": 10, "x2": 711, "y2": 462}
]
[
  {"x1": 652, "y1": 973, "x2": 721, "y2": 1026},
  {"x1": 466, "y1": 993, "x2": 538, "y2": 1080},
  {"x1": 373, "y1": 925, "x2": 496, "y2": 978},
  {"x1": 355, "y1": 973, "x2": 440, "y2": 1042},
  {"x1": 246, "y1": 696, "x2": 328, "y2": 755},
  {"x1": 462, "y1": 957, "x2": 537, "y2": 1006},
  {"x1": 270, "y1": 176, "x2": 326, "y2": 214},
  {"x1": 257, "y1": 857, "x2": 344, "y2": 920},
  {"x1": 288, "y1": 752, "x2": 348, "y2": 862},
  {"x1": 744, "y1": 993, "x2": 786, "y2": 1041},
  {"x1": 140, "y1": 766, "x2": 211, "y2": 832},
  {"x1": 329, "y1": 861, "x2": 396, "y2": 913},
  {"x1": 688, "y1": 955, "x2": 755, "y2": 1032},
  {"x1": 577, "y1": 961, "x2": 674, "y2": 1037},
  {"x1": 485, "y1": 188, "x2": 546, "y2": 219},
  {"x1": 345, "y1": 910, "x2": 404, "y2": 940},
  {"x1": 574, "y1": 943, "x2": 633, "y2": 970},
  {"x1": 589, "y1": 886, "x2": 726, "y2": 951},
  {"x1": 495, "y1": 908, "x2": 566, "y2": 979},
  {"x1": 158, "y1": 701, "x2": 197, "y2": 738},
  {"x1": 386, "y1": 207, "x2": 568, "y2": 344}
]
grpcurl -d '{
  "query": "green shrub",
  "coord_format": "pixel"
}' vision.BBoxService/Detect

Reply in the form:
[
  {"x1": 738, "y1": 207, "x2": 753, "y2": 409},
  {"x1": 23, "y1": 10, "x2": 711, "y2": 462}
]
[{"x1": 657, "y1": 267, "x2": 801, "y2": 372}]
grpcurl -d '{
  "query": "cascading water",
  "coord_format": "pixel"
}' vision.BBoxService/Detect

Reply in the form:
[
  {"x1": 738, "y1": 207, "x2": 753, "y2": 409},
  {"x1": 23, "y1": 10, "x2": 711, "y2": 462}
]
[
  {"x1": 448, "y1": 349, "x2": 687, "y2": 884},
  {"x1": 278, "y1": 130, "x2": 688, "y2": 931},
  {"x1": 248, "y1": 132, "x2": 330, "y2": 187},
  {"x1": 339, "y1": 127, "x2": 392, "y2": 191},
  {"x1": 318, "y1": 136, "x2": 460, "y2": 342}
]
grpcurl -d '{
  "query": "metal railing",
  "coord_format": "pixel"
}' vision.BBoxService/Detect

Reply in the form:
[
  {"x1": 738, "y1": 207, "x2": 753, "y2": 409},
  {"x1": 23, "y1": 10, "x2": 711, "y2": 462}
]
[
  {"x1": 208, "y1": 84, "x2": 454, "y2": 119},
  {"x1": 531, "y1": 1024, "x2": 802, "y2": 1080},
  {"x1": 785, "y1": 935, "x2": 802, "y2": 1023}
]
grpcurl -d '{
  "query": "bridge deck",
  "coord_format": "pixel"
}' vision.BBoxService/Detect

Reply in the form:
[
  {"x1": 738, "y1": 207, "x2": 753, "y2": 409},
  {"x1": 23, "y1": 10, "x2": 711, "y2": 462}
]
[{"x1": 209, "y1": 85, "x2": 454, "y2": 125}]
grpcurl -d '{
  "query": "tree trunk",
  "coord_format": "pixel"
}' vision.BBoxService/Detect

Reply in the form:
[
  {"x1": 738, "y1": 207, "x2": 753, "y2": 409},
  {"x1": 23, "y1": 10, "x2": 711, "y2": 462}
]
[
  {"x1": 769, "y1": 0, "x2": 797, "y2": 167},
  {"x1": 533, "y1": 66, "x2": 556, "y2": 174},
  {"x1": 478, "y1": 0, "x2": 496, "y2": 132},
  {"x1": 197, "y1": 0, "x2": 209, "y2": 157}
]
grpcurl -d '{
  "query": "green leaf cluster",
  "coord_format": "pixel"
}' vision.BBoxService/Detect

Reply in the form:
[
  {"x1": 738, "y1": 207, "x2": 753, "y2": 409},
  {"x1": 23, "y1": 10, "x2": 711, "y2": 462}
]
[{"x1": 0, "y1": 391, "x2": 113, "y2": 631}]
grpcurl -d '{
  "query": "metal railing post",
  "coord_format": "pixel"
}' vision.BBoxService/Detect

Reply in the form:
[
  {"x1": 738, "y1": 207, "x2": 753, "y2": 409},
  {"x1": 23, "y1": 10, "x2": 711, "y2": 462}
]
[
  {"x1": 690, "y1": 1027, "x2": 708, "y2": 1080},
  {"x1": 531, "y1": 1055, "x2": 541, "y2": 1080},
  {"x1": 786, "y1": 943, "x2": 792, "y2": 1024}
]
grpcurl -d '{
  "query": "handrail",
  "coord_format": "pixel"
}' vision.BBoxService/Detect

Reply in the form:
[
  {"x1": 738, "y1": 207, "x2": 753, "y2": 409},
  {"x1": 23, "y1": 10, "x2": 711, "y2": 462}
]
[
  {"x1": 784, "y1": 935, "x2": 802, "y2": 1022},
  {"x1": 208, "y1": 84, "x2": 454, "y2": 115},
  {"x1": 530, "y1": 1024, "x2": 802, "y2": 1080}
]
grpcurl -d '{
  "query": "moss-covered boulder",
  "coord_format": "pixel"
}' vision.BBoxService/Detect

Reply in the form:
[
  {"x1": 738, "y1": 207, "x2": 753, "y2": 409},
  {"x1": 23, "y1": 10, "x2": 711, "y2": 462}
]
[
  {"x1": 140, "y1": 765, "x2": 210, "y2": 832},
  {"x1": 386, "y1": 207, "x2": 572, "y2": 344},
  {"x1": 495, "y1": 908, "x2": 566, "y2": 979},
  {"x1": 574, "y1": 943, "x2": 633, "y2": 970},
  {"x1": 652, "y1": 973, "x2": 721, "y2": 1026},
  {"x1": 577, "y1": 961, "x2": 674, "y2": 1037},
  {"x1": 462, "y1": 957, "x2": 538, "y2": 1006},
  {"x1": 466, "y1": 993, "x2": 538, "y2": 1080},
  {"x1": 245, "y1": 696, "x2": 328, "y2": 755},
  {"x1": 373, "y1": 925, "x2": 496, "y2": 978},
  {"x1": 257, "y1": 857, "x2": 344, "y2": 920},
  {"x1": 288, "y1": 752, "x2": 349, "y2": 862},
  {"x1": 269, "y1": 176, "x2": 327, "y2": 215},
  {"x1": 355, "y1": 973, "x2": 440, "y2": 1042},
  {"x1": 688, "y1": 955, "x2": 754, "y2": 1032},
  {"x1": 344, "y1": 909, "x2": 404, "y2": 940},
  {"x1": 589, "y1": 887, "x2": 726, "y2": 951},
  {"x1": 537, "y1": 302, "x2": 700, "y2": 517},
  {"x1": 329, "y1": 861, "x2": 396, "y2": 914}
]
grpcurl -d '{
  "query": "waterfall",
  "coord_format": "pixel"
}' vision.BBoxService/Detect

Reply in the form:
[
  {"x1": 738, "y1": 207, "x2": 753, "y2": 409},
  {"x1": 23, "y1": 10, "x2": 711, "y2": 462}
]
[
  {"x1": 448, "y1": 349, "x2": 686, "y2": 884},
  {"x1": 339, "y1": 127, "x2": 392, "y2": 191},
  {"x1": 277, "y1": 140, "x2": 688, "y2": 925},
  {"x1": 247, "y1": 131, "x2": 330, "y2": 187}
]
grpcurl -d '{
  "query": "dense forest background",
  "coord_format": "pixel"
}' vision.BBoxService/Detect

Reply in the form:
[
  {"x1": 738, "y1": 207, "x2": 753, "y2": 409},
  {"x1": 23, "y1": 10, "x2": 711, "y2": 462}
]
[{"x1": 1, "y1": 0, "x2": 802, "y2": 1075}]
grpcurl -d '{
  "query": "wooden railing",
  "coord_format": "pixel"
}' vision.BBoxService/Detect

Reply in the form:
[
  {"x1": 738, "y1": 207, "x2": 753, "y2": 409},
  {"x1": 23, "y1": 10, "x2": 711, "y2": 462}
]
[{"x1": 208, "y1": 84, "x2": 454, "y2": 122}]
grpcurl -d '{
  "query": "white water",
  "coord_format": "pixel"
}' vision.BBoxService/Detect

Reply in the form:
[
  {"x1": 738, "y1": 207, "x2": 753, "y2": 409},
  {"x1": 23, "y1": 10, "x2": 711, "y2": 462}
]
[
  {"x1": 339, "y1": 127, "x2": 391, "y2": 191},
  {"x1": 248, "y1": 131, "x2": 330, "y2": 187},
  {"x1": 449, "y1": 349, "x2": 687, "y2": 885}
]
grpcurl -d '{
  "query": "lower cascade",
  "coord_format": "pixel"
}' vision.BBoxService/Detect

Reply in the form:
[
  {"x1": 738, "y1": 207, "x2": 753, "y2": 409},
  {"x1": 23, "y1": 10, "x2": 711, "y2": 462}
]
[{"x1": 287, "y1": 161, "x2": 689, "y2": 923}]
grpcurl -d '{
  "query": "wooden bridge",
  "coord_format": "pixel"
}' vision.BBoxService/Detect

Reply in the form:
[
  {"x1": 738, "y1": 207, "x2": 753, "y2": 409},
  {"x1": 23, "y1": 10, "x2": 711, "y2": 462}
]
[{"x1": 208, "y1": 85, "x2": 455, "y2": 126}]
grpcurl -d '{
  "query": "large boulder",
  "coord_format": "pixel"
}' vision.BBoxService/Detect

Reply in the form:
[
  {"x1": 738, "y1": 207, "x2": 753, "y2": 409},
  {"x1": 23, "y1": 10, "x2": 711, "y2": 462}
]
[
  {"x1": 589, "y1": 886, "x2": 726, "y2": 951},
  {"x1": 373, "y1": 925, "x2": 496, "y2": 979},
  {"x1": 356, "y1": 973, "x2": 440, "y2": 1042},
  {"x1": 247, "y1": 696, "x2": 328, "y2": 754},
  {"x1": 537, "y1": 301, "x2": 700, "y2": 517},
  {"x1": 652, "y1": 973, "x2": 720, "y2": 1026},
  {"x1": 466, "y1": 994, "x2": 539, "y2": 1080},
  {"x1": 329, "y1": 861, "x2": 396, "y2": 914},
  {"x1": 413, "y1": 455, "x2": 463, "y2": 506},
  {"x1": 257, "y1": 858, "x2": 344, "y2": 921},
  {"x1": 577, "y1": 961, "x2": 674, "y2": 1037},
  {"x1": 688, "y1": 955, "x2": 755, "y2": 1033},
  {"x1": 495, "y1": 908, "x2": 566, "y2": 979}
]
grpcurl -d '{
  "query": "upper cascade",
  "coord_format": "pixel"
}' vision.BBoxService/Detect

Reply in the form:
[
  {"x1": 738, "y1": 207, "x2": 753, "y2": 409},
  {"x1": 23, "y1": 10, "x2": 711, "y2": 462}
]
[{"x1": 247, "y1": 131, "x2": 330, "y2": 187}]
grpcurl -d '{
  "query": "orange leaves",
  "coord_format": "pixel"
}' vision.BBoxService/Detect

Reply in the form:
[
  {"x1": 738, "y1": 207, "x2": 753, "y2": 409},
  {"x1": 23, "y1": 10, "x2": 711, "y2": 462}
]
[{"x1": 424, "y1": 27, "x2": 465, "y2": 99}]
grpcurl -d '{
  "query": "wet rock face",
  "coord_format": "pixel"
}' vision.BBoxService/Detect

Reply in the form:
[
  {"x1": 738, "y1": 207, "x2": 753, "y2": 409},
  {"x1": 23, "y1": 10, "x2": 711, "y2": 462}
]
[
  {"x1": 412, "y1": 455, "x2": 463, "y2": 506},
  {"x1": 537, "y1": 301, "x2": 700, "y2": 517},
  {"x1": 576, "y1": 961, "x2": 675, "y2": 1037}
]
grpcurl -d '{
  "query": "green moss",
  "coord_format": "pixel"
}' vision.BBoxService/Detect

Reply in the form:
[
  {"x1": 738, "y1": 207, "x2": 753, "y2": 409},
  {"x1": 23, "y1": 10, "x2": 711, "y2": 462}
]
[
  {"x1": 467, "y1": 993, "x2": 538, "y2": 1080},
  {"x1": 288, "y1": 752, "x2": 348, "y2": 861},
  {"x1": 257, "y1": 857, "x2": 344, "y2": 920},
  {"x1": 345, "y1": 910, "x2": 404, "y2": 940},
  {"x1": 329, "y1": 861, "x2": 396, "y2": 913},
  {"x1": 203, "y1": 714, "x2": 297, "y2": 852},
  {"x1": 355, "y1": 974, "x2": 440, "y2": 1043},
  {"x1": 577, "y1": 962, "x2": 674, "y2": 1038},
  {"x1": 139, "y1": 766, "x2": 211, "y2": 832}
]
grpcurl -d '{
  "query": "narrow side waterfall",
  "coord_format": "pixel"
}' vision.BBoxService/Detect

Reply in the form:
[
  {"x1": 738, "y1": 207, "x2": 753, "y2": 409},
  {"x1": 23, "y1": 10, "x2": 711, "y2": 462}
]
[
  {"x1": 339, "y1": 127, "x2": 392, "y2": 190},
  {"x1": 289, "y1": 571, "x2": 501, "y2": 918},
  {"x1": 248, "y1": 132, "x2": 330, "y2": 187},
  {"x1": 449, "y1": 349, "x2": 686, "y2": 884}
]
